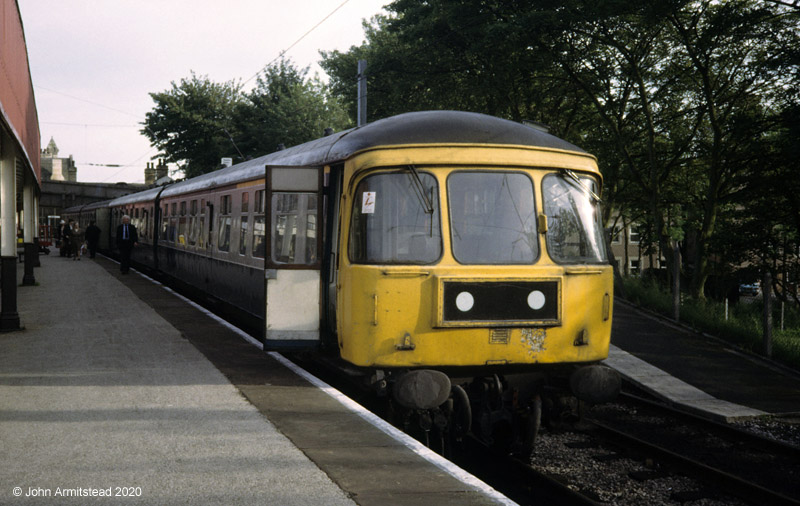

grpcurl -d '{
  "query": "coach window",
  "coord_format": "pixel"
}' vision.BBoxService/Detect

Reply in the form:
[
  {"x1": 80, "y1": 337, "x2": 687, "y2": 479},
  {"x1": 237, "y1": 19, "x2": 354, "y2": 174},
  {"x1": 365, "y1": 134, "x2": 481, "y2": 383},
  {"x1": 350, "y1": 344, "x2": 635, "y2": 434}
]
[
  {"x1": 218, "y1": 194, "x2": 232, "y2": 252},
  {"x1": 253, "y1": 190, "x2": 266, "y2": 258},
  {"x1": 239, "y1": 192, "x2": 249, "y2": 255},
  {"x1": 272, "y1": 193, "x2": 317, "y2": 264},
  {"x1": 197, "y1": 200, "x2": 206, "y2": 249},
  {"x1": 167, "y1": 202, "x2": 177, "y2": 244},
  {"x1": 161, "y1": 205, "x2": 168, "y2": 240},
  {"x1": 178, "y1": 201, "x2": 188, "y2": 245},
  {"x1": 188, "y1": 200, "x2": 198, "y2": 246}
]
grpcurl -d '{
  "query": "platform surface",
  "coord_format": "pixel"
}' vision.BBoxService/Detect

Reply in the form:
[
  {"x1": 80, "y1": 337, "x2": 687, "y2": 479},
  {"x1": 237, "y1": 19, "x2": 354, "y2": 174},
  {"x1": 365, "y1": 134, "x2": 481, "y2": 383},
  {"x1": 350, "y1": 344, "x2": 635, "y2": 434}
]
[
  {"x1": 0, "y1": 255, "x2": 507, "y2": 505},
  {"x1": 606, "y1": 300, "x2": 800, "y2": 421}
]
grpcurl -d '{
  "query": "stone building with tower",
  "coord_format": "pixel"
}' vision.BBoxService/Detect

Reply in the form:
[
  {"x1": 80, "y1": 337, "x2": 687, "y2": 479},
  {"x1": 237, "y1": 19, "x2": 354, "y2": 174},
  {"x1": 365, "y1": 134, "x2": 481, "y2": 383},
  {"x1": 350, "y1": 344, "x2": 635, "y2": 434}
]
[{"x1": 40, "y1": 137, "x2": 77, "y2": 182}]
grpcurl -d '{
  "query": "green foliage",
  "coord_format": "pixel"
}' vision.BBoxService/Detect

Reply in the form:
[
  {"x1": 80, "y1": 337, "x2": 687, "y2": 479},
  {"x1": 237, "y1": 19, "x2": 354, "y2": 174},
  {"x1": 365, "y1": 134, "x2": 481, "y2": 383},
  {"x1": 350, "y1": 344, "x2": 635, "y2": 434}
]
[
  {"x1": 321, "y1": 0, "x2": 800, "y2": 304},
  {"x1": 142, "y1": 73, "x2": 245, "y2": 178},
  {"x1": 234, "y1": 60, "x2": 351, "y2": 156},
  {"x1": 142, "y1": 60, "x2": 351, "y2": 178}
]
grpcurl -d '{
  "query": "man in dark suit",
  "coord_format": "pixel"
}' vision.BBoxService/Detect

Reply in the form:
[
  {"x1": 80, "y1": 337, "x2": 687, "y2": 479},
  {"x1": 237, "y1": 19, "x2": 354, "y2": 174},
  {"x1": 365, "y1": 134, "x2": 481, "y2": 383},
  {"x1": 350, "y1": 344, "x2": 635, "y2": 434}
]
[
  {"x1": 116, "y1": 215, "x2": 138, "y2": 274},
  {"x1": 84, "y1": 220, "x2": 101, "y2": 259}
]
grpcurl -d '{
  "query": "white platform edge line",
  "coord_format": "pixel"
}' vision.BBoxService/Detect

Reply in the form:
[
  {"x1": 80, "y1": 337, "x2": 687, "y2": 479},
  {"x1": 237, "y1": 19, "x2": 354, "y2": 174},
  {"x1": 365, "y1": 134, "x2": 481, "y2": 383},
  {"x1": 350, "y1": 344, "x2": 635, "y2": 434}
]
[{"x1": 110, "y1": 256, "x2": 516, "y2": 506}]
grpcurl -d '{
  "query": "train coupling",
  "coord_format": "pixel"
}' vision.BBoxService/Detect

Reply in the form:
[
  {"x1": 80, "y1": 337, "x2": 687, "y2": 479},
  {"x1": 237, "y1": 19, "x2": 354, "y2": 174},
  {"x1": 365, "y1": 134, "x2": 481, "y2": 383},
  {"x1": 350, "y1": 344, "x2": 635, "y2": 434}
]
[{"x1": 569, "y1": 365, "x2": 621, "y2": 404}]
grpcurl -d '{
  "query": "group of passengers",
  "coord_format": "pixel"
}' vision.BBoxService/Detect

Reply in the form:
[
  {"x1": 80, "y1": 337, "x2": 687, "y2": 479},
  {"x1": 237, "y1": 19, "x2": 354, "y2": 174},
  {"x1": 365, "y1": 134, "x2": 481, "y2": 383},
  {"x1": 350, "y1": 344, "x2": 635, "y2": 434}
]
[{"x1": 57, "y1": 220, "x2": 100, "y2": 260}]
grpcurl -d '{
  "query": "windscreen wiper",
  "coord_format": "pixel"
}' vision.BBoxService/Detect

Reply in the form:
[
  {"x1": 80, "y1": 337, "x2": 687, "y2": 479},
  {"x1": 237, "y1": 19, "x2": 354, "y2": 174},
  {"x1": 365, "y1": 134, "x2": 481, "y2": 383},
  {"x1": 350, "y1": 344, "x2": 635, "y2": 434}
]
[
  {"x1": 407, "y1": 165, "x2": 434, "y2": 214},
  {"x1": 562, "y1": 169, "x2": 602, "y2": 204}
]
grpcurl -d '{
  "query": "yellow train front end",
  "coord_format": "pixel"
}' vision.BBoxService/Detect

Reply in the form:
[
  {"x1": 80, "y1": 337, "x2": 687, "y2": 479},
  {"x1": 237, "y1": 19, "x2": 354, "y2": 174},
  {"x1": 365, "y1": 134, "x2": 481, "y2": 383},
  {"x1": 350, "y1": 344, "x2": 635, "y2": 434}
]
[{"x1": 337, "y1": 144, "x2": 614, "y2": 377}]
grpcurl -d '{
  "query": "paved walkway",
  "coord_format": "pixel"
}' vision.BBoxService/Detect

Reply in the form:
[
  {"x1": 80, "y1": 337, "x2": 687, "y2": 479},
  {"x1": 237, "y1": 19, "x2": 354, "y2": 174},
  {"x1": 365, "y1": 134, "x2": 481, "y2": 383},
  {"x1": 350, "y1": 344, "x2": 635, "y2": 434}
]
[
  {"x1": 0, "y1": 255, "x2": 355, "y2": 505},
  {"x1": 607, "y1": 300, "x2": 800, "y2": 421}
]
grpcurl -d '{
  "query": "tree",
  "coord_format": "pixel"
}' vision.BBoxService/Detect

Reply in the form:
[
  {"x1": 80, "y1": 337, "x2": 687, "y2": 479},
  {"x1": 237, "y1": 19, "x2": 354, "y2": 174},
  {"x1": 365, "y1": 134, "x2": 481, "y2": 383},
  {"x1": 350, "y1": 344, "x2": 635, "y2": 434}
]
[
  {"x1": 666, "y1": 0, "x2": 799, "y2": 298},
  {"x1": 233, "y1": 59, "x2": 350, "y2": 156},
  {"x1": 320, "y1": 0, "x2": 800, "y2": 302},
  {"x1": 142, "y1": 60, "x2": 351, "y2": 178},
  {"x1": 142, "y1": 73, "x2": 245, "y2": 178}
]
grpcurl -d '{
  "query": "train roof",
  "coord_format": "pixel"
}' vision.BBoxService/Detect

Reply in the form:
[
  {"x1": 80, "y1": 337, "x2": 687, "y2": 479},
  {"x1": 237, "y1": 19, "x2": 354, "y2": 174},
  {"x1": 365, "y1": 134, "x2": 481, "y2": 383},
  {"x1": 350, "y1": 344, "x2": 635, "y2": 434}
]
[{"x1": 110, "y1": 110, "x2": 588, "y2": 205}]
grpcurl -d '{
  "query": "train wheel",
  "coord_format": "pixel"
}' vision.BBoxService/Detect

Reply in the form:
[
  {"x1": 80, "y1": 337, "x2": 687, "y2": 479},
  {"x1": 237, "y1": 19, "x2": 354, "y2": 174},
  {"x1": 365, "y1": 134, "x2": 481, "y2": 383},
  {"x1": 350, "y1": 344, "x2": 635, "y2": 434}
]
[
  {"x1": 450, "y1": 384, "x2": 472, "y2": 439},
  {"x1": 518, "y1": 395, "x2": 542, "y2": 461}
]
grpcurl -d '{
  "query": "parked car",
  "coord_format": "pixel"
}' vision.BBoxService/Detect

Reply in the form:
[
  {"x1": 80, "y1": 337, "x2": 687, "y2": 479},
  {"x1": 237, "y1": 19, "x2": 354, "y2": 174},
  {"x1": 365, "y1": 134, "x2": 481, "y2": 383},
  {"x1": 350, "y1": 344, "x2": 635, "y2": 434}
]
[{"x1": 739, "y1": 283, "x2": 760, "y2": 296}]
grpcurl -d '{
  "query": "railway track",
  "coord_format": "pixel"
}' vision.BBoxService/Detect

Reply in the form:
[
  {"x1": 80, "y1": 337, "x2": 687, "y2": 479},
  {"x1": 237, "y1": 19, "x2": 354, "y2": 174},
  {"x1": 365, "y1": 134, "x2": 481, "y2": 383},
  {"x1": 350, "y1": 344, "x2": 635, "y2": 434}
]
[
  {"x1": 288, "y1": 355, "x2": 800, "y2": 505},
  {"x1": 540, "y1": 392, "x2": 800, "y2": 505}
]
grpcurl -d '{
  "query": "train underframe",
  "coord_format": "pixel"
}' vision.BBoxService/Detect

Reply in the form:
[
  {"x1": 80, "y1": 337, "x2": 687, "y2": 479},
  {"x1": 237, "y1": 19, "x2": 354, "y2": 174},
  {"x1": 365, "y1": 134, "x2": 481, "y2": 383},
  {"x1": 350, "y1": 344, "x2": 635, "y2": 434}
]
[{"x1": 357, "y1": 364, "x2": 620, "y2": 460}]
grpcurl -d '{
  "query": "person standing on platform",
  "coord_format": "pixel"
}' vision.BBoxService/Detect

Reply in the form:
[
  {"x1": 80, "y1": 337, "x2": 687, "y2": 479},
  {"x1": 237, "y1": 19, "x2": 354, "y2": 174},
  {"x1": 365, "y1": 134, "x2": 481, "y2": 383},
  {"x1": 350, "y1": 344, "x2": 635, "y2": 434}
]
[
  {"x1": 116, "y1": 215, "x2": 138, "y2": 274},
  {"x1": 85, "y1": 221, "x2": 101, "y2": 259},
  {"x1": 61, "y1": 220, "x2": 72, "y2": 258},
  {"x1": 70, "y1": 221, "x2": 81, "y2": 260}
]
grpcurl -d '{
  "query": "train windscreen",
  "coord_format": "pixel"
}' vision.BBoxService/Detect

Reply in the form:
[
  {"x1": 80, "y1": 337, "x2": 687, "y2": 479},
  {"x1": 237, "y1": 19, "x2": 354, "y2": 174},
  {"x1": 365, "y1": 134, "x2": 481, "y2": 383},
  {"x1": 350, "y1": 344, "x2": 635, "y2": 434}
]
[
  {"x1": 448, "y1": 172, "x2": 537, "y2": 264},
  {"x1": 349, "y1": 171, "x2": 441, "y2": 264},
  {"x1": 542, "y1": 173, "x2": 607, "y2": 264}
]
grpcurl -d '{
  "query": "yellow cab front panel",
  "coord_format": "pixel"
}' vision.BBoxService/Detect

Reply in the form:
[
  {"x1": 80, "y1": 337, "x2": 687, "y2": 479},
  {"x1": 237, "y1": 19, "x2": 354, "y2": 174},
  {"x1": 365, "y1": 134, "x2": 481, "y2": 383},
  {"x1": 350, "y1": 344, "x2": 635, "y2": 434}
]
[{"x1": 336, "y1": 145, "x2": 613, "y2": 368}]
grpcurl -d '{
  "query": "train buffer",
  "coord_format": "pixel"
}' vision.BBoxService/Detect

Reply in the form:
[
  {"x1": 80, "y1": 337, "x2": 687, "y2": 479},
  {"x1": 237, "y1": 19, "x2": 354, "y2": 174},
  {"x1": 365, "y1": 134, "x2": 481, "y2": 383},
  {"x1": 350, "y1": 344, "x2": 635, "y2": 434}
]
[{"x1": 0, "y1": 254, "x2": 512, "y2": 506}]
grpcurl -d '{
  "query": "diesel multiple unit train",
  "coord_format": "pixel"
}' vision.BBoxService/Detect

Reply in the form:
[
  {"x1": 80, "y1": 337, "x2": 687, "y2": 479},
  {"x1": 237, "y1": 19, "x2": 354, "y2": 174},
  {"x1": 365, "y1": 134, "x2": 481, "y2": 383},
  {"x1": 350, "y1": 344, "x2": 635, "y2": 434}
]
[{"x1": 65, "y1": 111, "x2": 619, "y2": 454}]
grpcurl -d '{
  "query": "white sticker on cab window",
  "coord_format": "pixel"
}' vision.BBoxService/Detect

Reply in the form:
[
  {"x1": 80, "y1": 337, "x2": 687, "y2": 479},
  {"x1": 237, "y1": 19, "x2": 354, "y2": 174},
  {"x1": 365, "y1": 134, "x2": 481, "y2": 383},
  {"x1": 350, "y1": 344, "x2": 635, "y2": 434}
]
[{"x1": 362, "y1": 192, "x2": 376, "y2": 214}]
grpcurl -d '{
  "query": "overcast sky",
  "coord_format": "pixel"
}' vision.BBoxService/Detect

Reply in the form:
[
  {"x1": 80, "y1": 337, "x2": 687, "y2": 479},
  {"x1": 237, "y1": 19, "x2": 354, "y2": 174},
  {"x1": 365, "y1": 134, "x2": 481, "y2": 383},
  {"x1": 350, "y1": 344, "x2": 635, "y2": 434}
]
[{"x1": 19, "y1": 0, "x2": 386, "y2": 184}]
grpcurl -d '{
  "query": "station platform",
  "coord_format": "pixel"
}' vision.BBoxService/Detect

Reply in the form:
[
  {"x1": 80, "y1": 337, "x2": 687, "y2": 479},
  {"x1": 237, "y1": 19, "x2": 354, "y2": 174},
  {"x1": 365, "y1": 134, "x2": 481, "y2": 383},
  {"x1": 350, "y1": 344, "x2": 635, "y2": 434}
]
[
  {"x1": 606, "y1": 299, "x2": 800, "y2": 421},
  {"x1": 0, "y1": 255, "x2": 509, "y2": 505}
]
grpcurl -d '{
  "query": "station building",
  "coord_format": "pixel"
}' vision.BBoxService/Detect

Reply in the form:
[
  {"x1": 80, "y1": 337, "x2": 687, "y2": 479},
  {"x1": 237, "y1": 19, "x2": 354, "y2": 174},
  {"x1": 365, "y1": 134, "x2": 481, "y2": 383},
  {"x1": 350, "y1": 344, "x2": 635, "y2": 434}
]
[{"x1": 0, "y1": 0, "x2": 42, "y2": 330}]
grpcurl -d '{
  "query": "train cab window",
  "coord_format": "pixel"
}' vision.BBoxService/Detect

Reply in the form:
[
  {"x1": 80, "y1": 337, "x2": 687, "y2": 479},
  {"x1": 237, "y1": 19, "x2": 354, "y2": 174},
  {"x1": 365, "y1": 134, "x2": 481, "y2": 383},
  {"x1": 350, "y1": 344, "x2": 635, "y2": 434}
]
[
  {"x1": 171, "y1": 203, "x2": 177, "y2": 216},
  {"x1": 217, "y1": 195, "x2": 232, "y2": 252},
  {"x1": 190, "y1": 200, "x2": 198, "y2": 216},
  {"x1": 448, "y1": 172, "x2": 537, "y2": 264},
  {"x1": 271, "y1": 193, "x2": 317, "y2": 264},
  {"x1": 349, "y1": 171, "x2": 441, "y2": 264},
  {"x1": 542, "y1": 173, "x2": 607, "y2": 264}
]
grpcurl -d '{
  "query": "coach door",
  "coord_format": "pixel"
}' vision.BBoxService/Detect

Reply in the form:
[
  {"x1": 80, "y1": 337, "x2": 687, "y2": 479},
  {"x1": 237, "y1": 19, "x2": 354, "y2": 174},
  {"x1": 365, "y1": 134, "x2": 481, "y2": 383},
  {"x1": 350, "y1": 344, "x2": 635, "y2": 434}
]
[{"x1": 263, "y1": 166, "x2": 323, "y2": 350}]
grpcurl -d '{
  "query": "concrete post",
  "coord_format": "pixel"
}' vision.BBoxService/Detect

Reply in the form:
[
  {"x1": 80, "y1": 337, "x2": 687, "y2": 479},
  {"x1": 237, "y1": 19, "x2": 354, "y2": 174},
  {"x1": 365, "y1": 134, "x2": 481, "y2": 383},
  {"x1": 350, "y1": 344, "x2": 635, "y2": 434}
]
[
  {"x1": 672, "y1": 241, "x2": 680, "y2": 322},
  {"x1": 0, "y1": 132, "x2": 21, "y2": 330},
  {"x1": 22, "y1": 181, "x2": 36, "y2": 285},
  {"x1": 33, "y1": 194, "x2": 40, "y2": 266},
  {"x1": 762, "y1": 270, "x2": 773, "y2": 358}
]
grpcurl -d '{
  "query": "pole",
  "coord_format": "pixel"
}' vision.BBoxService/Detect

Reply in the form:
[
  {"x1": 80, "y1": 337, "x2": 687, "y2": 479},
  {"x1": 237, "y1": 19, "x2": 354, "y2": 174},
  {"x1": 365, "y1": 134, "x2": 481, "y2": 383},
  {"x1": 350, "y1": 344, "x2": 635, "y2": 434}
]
[
  {"x1": 762, "y1": 270, "x2": 773, "y2": 357},
  {"x1": 672, "y1": 241, "x2": 680, "y2": 322},
  {"x1": 22, "y1": 181, "x2": 36, "y2": 285},
  {"x1": 0, "y1": 132, "x2": 21, "y2": 331},
  {"x1": 357, "y1": 59, "x2": 367, "y2": 127},
  {"x1": 33, "y1": 192, "x2": 40, "y2": 266}
]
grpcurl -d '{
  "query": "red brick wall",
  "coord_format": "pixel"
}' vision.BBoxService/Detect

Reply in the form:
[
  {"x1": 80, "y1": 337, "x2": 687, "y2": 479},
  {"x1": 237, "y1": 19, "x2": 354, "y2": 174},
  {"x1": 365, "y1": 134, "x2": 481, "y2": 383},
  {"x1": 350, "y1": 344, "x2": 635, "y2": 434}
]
[{"x1": 0, "y1": 0, "x2": 41, "y2": 184}]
